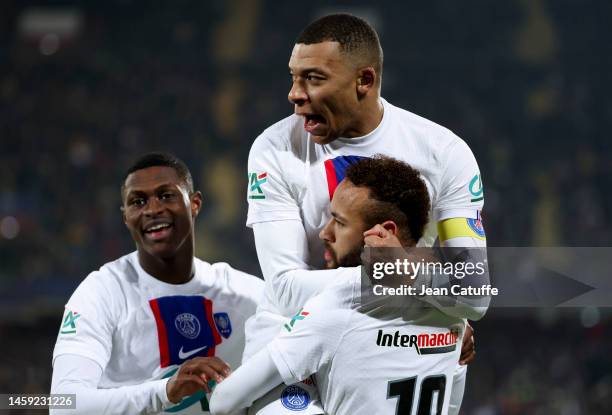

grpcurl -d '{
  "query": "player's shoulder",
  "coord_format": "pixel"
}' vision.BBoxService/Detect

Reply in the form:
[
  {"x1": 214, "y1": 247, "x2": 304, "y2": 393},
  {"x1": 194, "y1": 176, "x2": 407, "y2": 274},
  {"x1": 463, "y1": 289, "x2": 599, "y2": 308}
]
[
  {"x1": 385, "y1": 99, "x2": 470, "y2": 154},
  {"x1": 290, "y1": 273, "x2": 358, "y2": 336},
  {"x1": 194, "y1": 259, "x2": 264, "y2": 302},
  {"x1": 79, "y1": 253, "x2": 136, "y2": 293},
  {"x1": 249, "y1": 114, "x2": 307, "y2": 158},
  {"x1": 64, "y1": 253, "x2": 137, "y2": 314},
  {"x1": 306, "y1": 268, "x2": 361, "y2": 311}
]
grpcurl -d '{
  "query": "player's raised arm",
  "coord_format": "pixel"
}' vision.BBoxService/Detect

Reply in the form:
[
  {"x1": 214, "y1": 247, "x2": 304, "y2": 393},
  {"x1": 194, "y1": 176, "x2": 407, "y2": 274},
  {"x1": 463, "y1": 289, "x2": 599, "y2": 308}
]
[
  {"x1": 419, "y1": 138, "x2": 490, "y2": 321},
  {"x1": 252, "y1": 220, "x2": 359, "y2": 314},
  {"x1": 247, "y1": 131, "x2": 358, "y2": 315}
]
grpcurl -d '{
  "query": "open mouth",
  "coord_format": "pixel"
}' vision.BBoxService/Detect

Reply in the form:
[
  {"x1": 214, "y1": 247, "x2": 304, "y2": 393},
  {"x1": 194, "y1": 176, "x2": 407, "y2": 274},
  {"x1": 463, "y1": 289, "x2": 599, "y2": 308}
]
[
  {"x1": 324, "y1": 249, "x2": 334, "y2": 262},
  {"x1": 143, "y1": 222, "x2": 173, "y2": 241},
  {"x1": 323, "y1": 247, "x2": 337, "y2": 268},
  {"x1": 303, "y1": 114, "x2": 327, "y2": 134}
]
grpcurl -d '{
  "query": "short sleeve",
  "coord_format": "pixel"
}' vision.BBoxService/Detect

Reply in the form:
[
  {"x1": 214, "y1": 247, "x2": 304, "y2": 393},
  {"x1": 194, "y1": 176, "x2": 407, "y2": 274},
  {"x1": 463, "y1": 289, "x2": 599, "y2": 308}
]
[
  {"x1": 246, "y1": 133, "x2": 301, "y2": 226},
  {"x1": 266, "y1": 295, "x2": 350, "y2": 385},
  {"x1": 52, "y1": 273, "x2": 118, "y2": 370},
  {"x1": 434, "y1": 137, "x2": 484, "y2": 222}
]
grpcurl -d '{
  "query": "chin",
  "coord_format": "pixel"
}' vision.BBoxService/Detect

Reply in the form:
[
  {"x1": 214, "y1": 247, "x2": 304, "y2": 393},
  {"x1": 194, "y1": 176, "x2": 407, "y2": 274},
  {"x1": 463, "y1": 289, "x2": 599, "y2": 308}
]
[
  {"x1": 310, "y1": 134, "x2": 337, "y2": 145},
  {"x1": 337, "y1": 251, "x2": 363, "y2": 268},
  {"x1": 144, "y1": 244, "x2": 178, "y2": 259}
]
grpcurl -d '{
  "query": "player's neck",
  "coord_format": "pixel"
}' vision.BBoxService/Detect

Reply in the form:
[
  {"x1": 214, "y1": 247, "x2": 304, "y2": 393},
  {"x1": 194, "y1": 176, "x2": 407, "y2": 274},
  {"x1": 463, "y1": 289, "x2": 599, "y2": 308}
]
[
  {"x1": 138, "y1": 247, "x2": 195, "y2": 285},
  {"x1": 346, "y1": 97, "x2": 384, "y2": 138}
]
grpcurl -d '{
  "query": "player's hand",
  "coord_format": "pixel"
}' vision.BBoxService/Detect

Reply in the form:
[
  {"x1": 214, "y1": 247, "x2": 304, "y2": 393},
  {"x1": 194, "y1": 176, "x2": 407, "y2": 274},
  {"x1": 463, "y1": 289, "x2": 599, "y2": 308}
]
[
  {"x1": 459, "y1": 323, "x2": 475, "y2": 365},
  {"x1": 363, "y1": 224, "x2": 402, "y2": 248},
  {"x1": 166, "y1": 356, "x2": 232, "y2": 403}
]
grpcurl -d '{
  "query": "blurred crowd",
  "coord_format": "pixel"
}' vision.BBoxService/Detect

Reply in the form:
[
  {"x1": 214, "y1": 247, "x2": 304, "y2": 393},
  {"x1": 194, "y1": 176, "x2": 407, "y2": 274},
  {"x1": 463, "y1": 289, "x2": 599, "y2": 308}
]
[
  {"x1": 464, "y1": 311, "x2": 612, "y2": 414},
  {"x1": 1, "y1": 0, "x2": 611, "y2": 413}
]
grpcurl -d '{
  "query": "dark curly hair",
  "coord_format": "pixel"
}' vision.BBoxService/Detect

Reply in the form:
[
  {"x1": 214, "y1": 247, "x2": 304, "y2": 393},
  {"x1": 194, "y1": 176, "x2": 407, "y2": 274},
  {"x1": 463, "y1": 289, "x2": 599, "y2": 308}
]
[
  {"x1": 296, "y1": 13, "x2": 383, "y2": 82},
  {"x1": 345, "y1": 155, "x2": 430, "y2": 244}
]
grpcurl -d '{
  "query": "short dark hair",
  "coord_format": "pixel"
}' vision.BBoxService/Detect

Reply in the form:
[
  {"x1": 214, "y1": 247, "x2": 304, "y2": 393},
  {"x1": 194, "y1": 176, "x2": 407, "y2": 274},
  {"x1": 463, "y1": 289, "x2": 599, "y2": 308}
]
[
  {"x1": 296, "y1": 13, "x2": 383, "y2": 80},
  {"x1": 123, "y1": 152, "x2": 194, "y2": 194},
  {"x1": 345, "y1": 155, "x2": 430, "y2": 244}
]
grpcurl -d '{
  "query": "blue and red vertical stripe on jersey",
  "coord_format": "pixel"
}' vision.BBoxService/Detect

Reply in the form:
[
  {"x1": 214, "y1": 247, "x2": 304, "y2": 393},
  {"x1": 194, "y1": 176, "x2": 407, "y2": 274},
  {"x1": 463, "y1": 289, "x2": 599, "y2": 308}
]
[
  {"x1": 324, "y1": 155, "x2": 368, "y2": 200},
  {"x1": 149, "y1": 295, "x2": 222, "y2": 368}
]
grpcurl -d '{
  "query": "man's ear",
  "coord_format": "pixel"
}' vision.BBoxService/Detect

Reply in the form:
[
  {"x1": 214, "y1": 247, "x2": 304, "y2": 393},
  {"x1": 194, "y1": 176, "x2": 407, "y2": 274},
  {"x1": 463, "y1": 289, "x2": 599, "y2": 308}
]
[
  {"x1": 380, "y1": 220, "x2": 399, "y2": 236},
  {"x1": 120, "y1": 206, "x2": 127, "y2": 225},
  {"x1": 191, "y1": 191, "x2": 203, "y2": 218},
  {"x1": 356, "y1": 67, "x2": 376, "y2": 96}
]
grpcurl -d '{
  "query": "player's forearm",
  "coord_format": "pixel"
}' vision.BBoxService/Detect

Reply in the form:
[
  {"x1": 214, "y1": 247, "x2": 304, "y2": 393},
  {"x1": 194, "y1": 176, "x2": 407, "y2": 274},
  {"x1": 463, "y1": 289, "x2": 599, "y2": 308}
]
[
  {"x1": 268, "y1": 267, "x2": 357, "y2": 315},
  {"x1": 209, "y1": 348, "x2": 282, "y2": 415},
  {"x1": 50, "y1": 380, "x2": 169, "y2": 415},
  {"x1": 253, "y1": 220, "x2": 346, "y2": 314},
  {"x1": 50, "y1": 354, "x2": 171, "y2": 415}
]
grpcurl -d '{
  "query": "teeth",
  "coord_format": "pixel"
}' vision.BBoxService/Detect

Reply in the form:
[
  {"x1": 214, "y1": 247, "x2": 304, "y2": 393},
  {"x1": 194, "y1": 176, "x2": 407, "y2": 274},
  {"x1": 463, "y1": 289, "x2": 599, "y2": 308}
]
[{"x1": 147, "y1": 223, "x2": 170, "y2": 232}]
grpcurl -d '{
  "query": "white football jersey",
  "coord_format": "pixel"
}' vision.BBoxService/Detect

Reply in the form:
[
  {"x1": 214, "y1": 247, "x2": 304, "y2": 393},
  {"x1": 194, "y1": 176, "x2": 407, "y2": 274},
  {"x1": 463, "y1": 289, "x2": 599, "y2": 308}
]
[
  {"x1": 53, "y1": 252, "x2": 263, "y2": 414},
  {"x1": 247, "y1": 98, "x2": 484, "y2": 255},
  {"x1": 268, "y1": 273, "x2": 465, "y2": 415},
  {"x1": 245, "y1": 98, "x2": 483, "y2": 349}
]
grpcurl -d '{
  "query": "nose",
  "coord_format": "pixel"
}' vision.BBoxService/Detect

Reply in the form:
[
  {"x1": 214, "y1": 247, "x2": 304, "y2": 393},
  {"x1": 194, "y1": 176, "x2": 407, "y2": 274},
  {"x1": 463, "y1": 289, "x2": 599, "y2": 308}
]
[
  {"x1": 288, "y1": 81, "x2": 307, "y2": 106},
  {"x1": 319, "y1": 218, "x2": 334, "y2": 242},
  {"x1": 144, "y1": 197, "x2": 163, "y2": 216}
]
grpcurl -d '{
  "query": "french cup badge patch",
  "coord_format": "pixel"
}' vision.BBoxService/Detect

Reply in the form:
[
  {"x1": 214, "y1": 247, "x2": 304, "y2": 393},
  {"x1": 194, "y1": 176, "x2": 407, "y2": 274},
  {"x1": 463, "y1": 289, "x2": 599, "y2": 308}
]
[
  {"x1": 214, "y1": 312, "x2": 232, "y2": 339},
  {"x1": 60, "y1": 309, "x2": 81, "y2": 335},
  {"x1": 248, "y1": 172, "x2": 268, "y2": 199}
]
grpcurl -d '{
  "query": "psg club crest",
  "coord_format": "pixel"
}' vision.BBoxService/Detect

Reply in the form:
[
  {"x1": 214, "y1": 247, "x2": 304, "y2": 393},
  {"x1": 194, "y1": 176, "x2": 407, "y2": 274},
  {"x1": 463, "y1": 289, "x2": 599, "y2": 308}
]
[
  {"x1": 281, "y1": 385, "x2": 310, "y2": 411},
  {"x1": 149, "y1": 295, "x2": 222, "y2": 368},
  {"x1": 174, "y1": 313, "x2": 201, "y2": 339},
  {"x1": 214, "y1": 312, "x2": 232, "y2": 339}
]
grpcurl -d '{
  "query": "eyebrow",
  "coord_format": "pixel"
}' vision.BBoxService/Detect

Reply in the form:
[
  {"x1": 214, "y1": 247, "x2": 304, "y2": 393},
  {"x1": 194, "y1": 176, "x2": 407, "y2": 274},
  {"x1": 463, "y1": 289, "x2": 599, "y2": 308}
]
[
  {"x1": 331, "y1": 211, "x2": 347, "y2": 223},
  {"x1": 289, "y1": 66, "x2": 328, "y2": 75},
  {"x1": 126, "y1": 183, "x2": 175, "y2": 196}
]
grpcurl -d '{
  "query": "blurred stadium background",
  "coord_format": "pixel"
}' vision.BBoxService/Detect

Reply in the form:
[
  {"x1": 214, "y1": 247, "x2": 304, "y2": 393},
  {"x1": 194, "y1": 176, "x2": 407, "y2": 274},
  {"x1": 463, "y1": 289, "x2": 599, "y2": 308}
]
[{"x1": 1, "y1": 0, "x2": 611, "y2": 413}]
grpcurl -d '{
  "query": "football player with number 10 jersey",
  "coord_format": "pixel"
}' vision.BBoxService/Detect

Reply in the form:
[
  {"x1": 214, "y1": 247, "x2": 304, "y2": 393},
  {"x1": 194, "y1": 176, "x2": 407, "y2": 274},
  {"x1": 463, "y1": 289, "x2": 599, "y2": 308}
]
[{"x1": 240, "y1": 13, "x2": 488, "y2": 415}]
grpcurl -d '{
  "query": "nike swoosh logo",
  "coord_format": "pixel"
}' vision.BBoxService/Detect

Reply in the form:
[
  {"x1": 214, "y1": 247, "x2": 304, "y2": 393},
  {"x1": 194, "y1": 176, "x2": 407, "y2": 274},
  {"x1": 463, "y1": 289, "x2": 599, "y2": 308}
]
[{"x1": 178, "y1": 345, "x2": 208, "y2": 360}]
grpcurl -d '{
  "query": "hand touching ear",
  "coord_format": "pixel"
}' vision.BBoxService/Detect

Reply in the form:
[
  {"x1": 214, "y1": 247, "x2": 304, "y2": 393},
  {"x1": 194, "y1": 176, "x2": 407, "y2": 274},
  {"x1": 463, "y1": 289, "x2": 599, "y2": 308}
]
[{"x1": 363, "y1": 222, "x2": 402, "y2": 248}]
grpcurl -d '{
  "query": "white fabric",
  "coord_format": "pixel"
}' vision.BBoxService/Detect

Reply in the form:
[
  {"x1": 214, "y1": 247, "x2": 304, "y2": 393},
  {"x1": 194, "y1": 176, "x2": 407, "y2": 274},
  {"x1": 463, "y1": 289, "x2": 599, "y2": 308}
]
[
  {"x1": 210, "y1": 350, "x2": 321, "y2": 415},
  {"x1": 416, "y1": 235, "x2": 489, "y2": 321},
  {"x1": 269, "y1": 273, "x2": 464, "y2": 415},
  {"x1": 244, "y1": 381, "x2": 322, "y2": 415},
  {"x1": 209, "y1": 348, "x2": 282, "y2": 415},
  {"x1": 243, "y1": 221, "x2": 357, "y2": 361},
  {"x1": 52, "y1": 252, "x2": 263, "y2": 414},
  {"x1": 244, "y1": 98, "x2": 485, "y2": 414},
  {"x1": 50, "y1": 354, "x2": 169, "y2": 415},
  {"x1": 247, "y1": 98, "x2": 483, "y2": 240},
  {"x1": 246, "y1": 98, "x2": 483, "y2": 319},
  {"x1": 448, "y1": 365, "x2": 467, "y2": 415}
]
